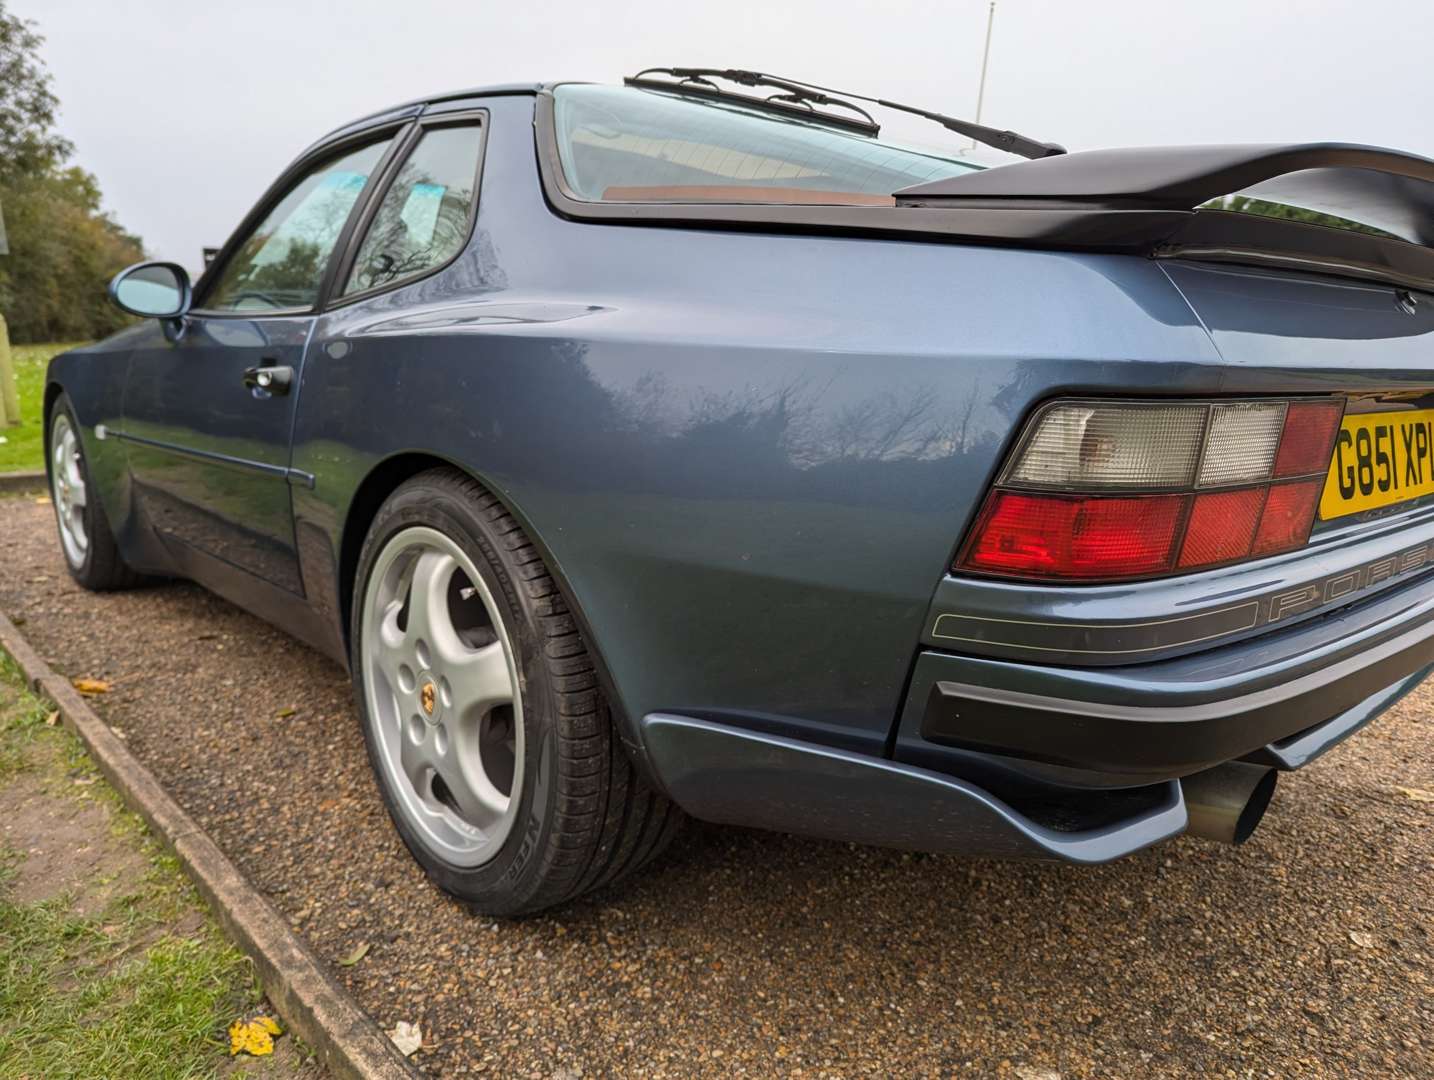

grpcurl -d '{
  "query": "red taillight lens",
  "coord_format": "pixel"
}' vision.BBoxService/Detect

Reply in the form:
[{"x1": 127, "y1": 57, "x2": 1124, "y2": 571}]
[
  {"x1": 1273, "y1": 401, "x2": 1344, "y2": 478},
  {"x1": 963, "y1": 492, "x2": 1185, "y2": 578},
  {"x1": 1176, "y1": 487, "x2": 1265, "y2": 569},
  {"x1": 1252, "y1": 479, "x2": 1321, "y2": 555},
  {"x1": 958, "y1": 396, "x2": 1345, "y2": 582}
]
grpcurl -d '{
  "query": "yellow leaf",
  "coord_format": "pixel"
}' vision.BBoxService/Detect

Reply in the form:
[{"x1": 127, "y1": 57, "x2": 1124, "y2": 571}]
[
  {"x1": 1395, "y1": 786, "x2": 1434, "y2": 803},
  {"x1": 339, "y1": 941, "x2": 370, "y2": 966},
  {"x1": 71, "y1": 677, "x2": 112, "y2": 695},
  {"x1": 275, "y1": 706, "x2": 297, "y2": 719},
  {"x1": 45, "y1": 710, "x2": 60, "y2": 727},
  {"x1": 228, "y1": 1016, "x2": 282, "y2": 1056}
]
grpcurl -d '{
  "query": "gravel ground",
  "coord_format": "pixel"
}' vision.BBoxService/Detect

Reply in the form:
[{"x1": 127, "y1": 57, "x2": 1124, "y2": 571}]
[{"x1": 2, "y1": 495, "x2": 1431, "y2": 1078}]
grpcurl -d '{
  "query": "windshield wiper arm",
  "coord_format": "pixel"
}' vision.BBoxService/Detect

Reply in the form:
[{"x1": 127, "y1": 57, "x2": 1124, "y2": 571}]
[
  {"x1": 870, "y1": 96, "x2": 1066, "y2": 160},
  {"x1": 628, "y1": 67, "x2": 881, "y2": 135},
  {"x1": 629, "y1": 67, "x2": 1066, "y2": 161}
]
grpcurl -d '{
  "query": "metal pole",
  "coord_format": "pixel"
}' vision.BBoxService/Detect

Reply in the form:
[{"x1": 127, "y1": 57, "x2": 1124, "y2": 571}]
[{"x1": 972, "y1": 0, "x2": 996, "y2": 149}]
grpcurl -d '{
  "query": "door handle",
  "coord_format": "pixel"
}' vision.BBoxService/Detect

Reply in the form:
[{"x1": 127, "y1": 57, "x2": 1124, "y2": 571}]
[{"x1": 243, "y1": 364, "x2": 293, "y2": 396}]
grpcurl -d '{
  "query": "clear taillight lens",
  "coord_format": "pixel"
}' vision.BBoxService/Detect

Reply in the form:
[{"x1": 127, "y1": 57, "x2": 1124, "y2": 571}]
[
  {"x1": 958, "y1": 397, "x2": 1346, "y2": 582},
  {"x1": 1197, "y1": 402, "x2": 1286, "y2": 486},
  {"x1": 1003, "y1": 403, "x2": 1207, "y2": 488}
]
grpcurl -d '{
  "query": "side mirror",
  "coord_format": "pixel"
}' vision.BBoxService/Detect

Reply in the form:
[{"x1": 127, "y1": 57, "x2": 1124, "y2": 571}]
[{"x1": 108, "y1": 261, "x2": 192, "y2": 320}]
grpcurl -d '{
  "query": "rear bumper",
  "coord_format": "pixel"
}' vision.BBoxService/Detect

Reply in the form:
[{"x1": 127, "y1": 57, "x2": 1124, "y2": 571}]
[
  {"x1": 642, "y1": 656, "x2": 1425, "y2": 863},
  {"x1": 896, "y1": 574, "x2": 1434, "y2": 787},
  {"x1": 641, "y1": 537, "x2": 1433, "y2": 861}
]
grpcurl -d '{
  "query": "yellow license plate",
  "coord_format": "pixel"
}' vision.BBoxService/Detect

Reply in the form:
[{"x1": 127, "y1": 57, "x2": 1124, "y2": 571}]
[{"x1": 1321, "y1": 408, "x2": 1434, "y2": 519}]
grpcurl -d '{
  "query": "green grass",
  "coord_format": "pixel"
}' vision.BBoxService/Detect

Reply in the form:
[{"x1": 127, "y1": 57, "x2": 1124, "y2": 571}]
[
  {"x1": 0, "y1": 342, "x2": 83, "y2": 474},
  {"x1": 0, "y1": 652, "x2": 300, "y2": 1079},
  {"x1": 0, "y1": 654, "x2": 50, "y2": 783}
]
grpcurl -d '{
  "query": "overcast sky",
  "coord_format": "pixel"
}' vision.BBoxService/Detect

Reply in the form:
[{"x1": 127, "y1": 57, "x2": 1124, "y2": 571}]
[{"x1": 16, "y1": 0, "x2": 1434, "y2": 270}]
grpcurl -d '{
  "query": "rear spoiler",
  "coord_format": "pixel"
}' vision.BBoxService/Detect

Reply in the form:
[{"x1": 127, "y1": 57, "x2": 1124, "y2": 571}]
[{"x1": 896, "y1": 143, "x2": 1434, "y2": 292}]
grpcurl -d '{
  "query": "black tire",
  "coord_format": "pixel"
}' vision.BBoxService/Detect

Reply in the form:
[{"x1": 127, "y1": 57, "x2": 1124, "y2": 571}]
[
  {"x1": 350, "y1": 468, "x2": 682, "y2": 915},
  {"x1": 46, "y1": 393, "x2": 142, "y2": 591}
]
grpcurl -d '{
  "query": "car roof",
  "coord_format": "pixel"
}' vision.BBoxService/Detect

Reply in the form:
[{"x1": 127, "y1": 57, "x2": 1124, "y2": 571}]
[{"x1": 305, "y1": 82, "x2": 544, "y2": 156}]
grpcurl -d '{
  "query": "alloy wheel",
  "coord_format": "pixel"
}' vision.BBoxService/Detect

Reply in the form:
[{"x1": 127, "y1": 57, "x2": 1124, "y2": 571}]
[
  {"x1": 50, "y1": 413, "x2": 89, "y2": 567},
  {"x1": 360, "y1": 525, "x2": 523, "y2": 867}
]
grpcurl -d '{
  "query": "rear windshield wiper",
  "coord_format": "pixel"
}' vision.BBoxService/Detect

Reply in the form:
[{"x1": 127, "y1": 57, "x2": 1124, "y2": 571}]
[
  {"x1": 627, "y1": 67, "x2": 882, "y2": 136},
  {"x1": 627, "y1": 67, "x2": 1066, "y2": 161}
]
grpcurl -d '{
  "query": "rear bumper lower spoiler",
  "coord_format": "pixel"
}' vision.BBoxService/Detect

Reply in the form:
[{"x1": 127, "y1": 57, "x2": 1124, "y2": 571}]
[
  {"x1": 640, "y1": 652, "x2": 1421, "y2": 863},
  {"x1": 640, "y1": 714, "x2": 1188, "y2": 864}
]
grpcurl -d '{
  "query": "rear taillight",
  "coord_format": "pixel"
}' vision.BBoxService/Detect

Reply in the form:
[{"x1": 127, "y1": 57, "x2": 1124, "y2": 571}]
[{"x1": 957, "y1": 398, "x2": 1346, "y2": 582}]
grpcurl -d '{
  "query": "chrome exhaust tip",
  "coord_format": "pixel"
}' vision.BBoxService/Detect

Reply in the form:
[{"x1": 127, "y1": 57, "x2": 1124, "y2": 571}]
[{"x1": 1181, "y1": 762, "x2": 1277, "y2": 845}]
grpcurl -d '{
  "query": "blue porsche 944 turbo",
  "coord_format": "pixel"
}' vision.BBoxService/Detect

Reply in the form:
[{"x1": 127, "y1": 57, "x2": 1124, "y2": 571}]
[{"x1": 46, "y1": 68, "x2": 1434, "y2": 912}]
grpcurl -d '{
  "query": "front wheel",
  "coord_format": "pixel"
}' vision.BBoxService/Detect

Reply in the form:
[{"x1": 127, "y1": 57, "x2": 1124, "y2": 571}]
[
  {"x1": 47, "y1": 394, "x2": 141, "y2": 591},
  {"x1": 350, "y1": 469, "x2": 680, "y2": 915}
]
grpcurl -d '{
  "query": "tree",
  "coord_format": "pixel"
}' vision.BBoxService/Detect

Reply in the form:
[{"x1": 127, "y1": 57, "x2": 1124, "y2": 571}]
[
  {"x1": 0, "y1": 3, "x2": 70, "y2": 183},
  {"x1": 0, "y1": 2, "x2": 144, "y2": 344}
]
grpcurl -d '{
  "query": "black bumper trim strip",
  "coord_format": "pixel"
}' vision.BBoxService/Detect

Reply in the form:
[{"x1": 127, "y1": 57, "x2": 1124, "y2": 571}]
[{"x1": 920, "y1": 602, "x2": 1434, "y2": 776}]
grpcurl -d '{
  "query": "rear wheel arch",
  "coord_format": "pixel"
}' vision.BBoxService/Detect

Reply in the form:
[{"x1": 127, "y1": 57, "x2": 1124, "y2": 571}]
[
  {"x1": 336, "y1": 453, "x2": 656, "y2": 783},
  {"x1": 339, "y1": 452, "x2": 455, "y2": 649},
  {"x1": 344, "y1": 464, "x2": 681, "y2": 912}
]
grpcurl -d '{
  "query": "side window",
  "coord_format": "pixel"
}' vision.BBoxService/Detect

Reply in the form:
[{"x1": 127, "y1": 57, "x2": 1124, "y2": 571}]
[
  {"x1": 343, "y1": 123, "x2": 483, "y2": 296},
  {"x1": 203, "y1": 138, "x2": 392, "y2": 312}
]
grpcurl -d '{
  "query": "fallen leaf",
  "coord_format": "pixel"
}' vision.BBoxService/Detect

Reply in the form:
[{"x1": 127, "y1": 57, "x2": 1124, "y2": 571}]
[
  {"x1": 34, "y1": 495, "x2": 50, "y2": 505},
  {"x1": 388, "y1": 1020, "x2": 422, "y2": 1057},
  {"x1": 338, "y1": 941, "x2": 370, "y2": 966},
  {"x1": 71, "y1": 677, "x2": 112, "y2": 695},
  {"x1": 229, "y1": 1016, "x2": 283, "y2": 1057},
  {"x1": 45, "y1": 710, "x2": 60, "y2": 727},
  {"x1": 1394, "y1": 786, "x2": 1434, "y2": 803},
  {"x1": 1349, "y1": 930, "x2": 1376, "y2": 948}
]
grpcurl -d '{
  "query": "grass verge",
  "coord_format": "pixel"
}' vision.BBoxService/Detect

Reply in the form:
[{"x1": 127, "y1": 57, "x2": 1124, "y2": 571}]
[
  {"x1": 0, "y1": 342, "x2": 82, "y2": 474},
  {"x1": 0, "y1": 651, "x2": 311, "y2": 1078}
]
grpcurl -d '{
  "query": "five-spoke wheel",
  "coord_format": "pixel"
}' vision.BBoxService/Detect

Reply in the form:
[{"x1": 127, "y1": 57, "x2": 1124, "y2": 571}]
[
  {"x1": 351, "y1": 469, "x2": 679, "y2": 914},
  {"x1": 50, "y1": 412, "x2": 90, "y2": 568},
  {"x1": 361, "y1": 525, "x2": 523, "y2": 868}
]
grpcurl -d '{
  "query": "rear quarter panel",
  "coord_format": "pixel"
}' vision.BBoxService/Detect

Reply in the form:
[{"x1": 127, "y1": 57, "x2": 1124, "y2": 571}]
[{"x1": 290, "y1": 94, "x2": 1223, "y2": 759}]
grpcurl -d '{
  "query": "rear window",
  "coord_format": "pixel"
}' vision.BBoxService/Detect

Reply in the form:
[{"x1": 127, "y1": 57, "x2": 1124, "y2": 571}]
[{"x1": 552, "y1": 83, "x2": 978, "y2": 206}]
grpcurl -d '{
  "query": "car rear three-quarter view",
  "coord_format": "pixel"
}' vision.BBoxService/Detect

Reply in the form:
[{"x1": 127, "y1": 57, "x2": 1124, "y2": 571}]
[{"x1": 44, "y1": 68, "x2": 1434, "y2": 914}]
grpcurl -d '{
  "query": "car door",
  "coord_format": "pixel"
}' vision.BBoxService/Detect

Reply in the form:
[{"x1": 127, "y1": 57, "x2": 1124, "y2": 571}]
[{"x1": 121, "y1": 131, "x2": 400, "y2": 593}]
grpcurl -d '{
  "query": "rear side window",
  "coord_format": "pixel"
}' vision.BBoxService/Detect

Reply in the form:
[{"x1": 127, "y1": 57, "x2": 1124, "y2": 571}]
[
  {"x1": 203, "y1": 138, "x2": 391, "y2": 312},
  {"x1": 552, "y1": 83, "x2": 977, "y2": 205},
  {"x1": 344, "y1": 123, "x2": 483, "y2": 296}
]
